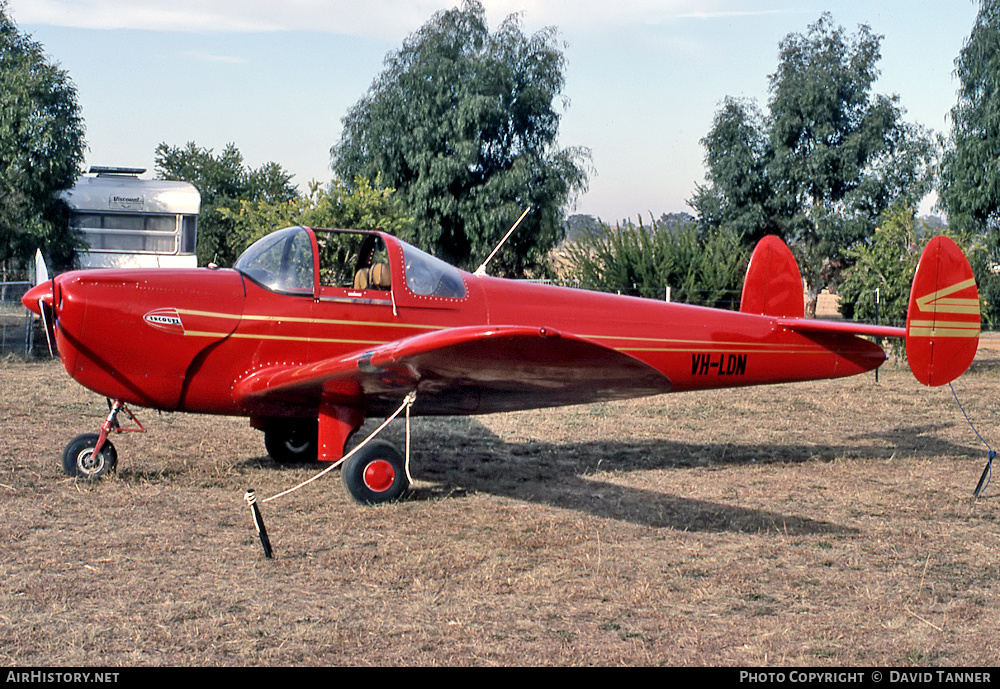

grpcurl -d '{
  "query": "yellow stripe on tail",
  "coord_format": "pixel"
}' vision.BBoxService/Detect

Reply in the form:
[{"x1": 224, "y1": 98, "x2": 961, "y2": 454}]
[{"x1": 906, "y1": 237, "x2": 980, "y2": 386}]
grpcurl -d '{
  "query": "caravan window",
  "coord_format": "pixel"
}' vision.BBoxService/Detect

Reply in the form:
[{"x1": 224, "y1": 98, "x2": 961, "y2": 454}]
[{"x1": 74, "y1": 212, "x2": 180, "y2": 253}]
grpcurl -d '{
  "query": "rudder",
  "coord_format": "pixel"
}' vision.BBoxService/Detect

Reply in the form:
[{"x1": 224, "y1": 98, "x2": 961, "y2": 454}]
[
  {"x1": 906, "y1": 236, "x2": 981, "y2": 386},
  {"x1": 740, "y1": 235, "x2": 805, "y2": 318}
]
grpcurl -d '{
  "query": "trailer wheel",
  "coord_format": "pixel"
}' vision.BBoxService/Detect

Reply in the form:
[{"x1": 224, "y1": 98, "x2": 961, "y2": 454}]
[
  {"x1": 62, "y1": 433, "x2": 117, "y2": 480},
  {"x1": 340, "y1": 441, "x2": 408, "y2": 505}
]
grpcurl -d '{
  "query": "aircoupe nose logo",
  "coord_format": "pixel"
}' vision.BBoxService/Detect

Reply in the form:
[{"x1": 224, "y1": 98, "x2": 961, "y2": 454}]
[{"x1": 143, "y1": 308, "x2": 185, "y2": 335}]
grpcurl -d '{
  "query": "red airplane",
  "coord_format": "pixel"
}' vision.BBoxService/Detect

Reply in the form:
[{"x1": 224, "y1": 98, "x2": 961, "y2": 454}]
[{"x1": 22, "y1": 226, "x2": 981, "y2": 504}]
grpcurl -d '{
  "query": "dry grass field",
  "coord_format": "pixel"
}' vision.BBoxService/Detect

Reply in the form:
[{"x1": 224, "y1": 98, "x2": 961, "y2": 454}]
[{"x1": 2, "y1": 338, "x2": 1000, "y2": 667}]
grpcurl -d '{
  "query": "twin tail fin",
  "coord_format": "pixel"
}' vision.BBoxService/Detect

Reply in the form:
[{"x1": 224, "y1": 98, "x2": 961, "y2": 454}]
[
  {"x1": 739, "y1": 234, "x2": 980, "y2": 387},
  {"x1": 905, "y1": 236, "x2": 980, "y2": 386}
]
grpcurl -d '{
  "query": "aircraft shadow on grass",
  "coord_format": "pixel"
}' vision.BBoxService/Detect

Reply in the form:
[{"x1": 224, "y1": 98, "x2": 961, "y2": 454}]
[{"x1": 243, "y1": 415, "x2": 980, "y2": 537}]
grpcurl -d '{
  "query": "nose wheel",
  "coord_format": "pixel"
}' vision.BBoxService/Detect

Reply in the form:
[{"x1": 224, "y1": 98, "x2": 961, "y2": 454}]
[
  {"x1": 62, "y1": 433, "x2": 118, "y2": 480},
  {"x1": 60, "y1": 400, "x2": 144, "y2": 480}
]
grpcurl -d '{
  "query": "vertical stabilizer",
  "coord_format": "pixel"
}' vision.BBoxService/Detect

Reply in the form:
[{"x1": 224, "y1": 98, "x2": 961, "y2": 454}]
[
  {"x1": 906, "y1": 236, "x2": 980, "y2": 386},
  {"x1": 740, "y1": 235, "x2": 805, "y2": 318}
]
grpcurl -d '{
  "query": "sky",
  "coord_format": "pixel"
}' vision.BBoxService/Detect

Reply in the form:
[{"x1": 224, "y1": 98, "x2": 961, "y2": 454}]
[{"x1": 6, "y1": 0, "x2": 985, "y2": 222}]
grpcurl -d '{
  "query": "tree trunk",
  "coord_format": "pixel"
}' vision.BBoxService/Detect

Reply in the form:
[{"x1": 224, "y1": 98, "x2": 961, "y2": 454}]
[{"x1": 804, "y1": 280, "x2": 821, "y2": 319}]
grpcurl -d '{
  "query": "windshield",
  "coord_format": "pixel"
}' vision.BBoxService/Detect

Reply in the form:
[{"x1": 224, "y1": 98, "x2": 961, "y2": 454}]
[{"x1": 234, "y1": 226, "x2": 315, "y2": 294}]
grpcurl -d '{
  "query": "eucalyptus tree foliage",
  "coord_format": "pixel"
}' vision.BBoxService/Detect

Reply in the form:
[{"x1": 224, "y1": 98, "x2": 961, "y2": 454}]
[
  {"x1": 564, "y1": 216, "x2": 749, "y2": 310},
  {"x1": 331, "y1": 0, "x2": 589, "y2": 277},
  {"x1": 837, "y1": 204, "x2": 926, "y2": 326},
  {"x1": 155, "y1": 142, "x2": 297, "y2": 267},
  {"x1": 220, "y1": 176, "x2": 412, "y2": 259},
  {"x1": 938, "y1": 0, "x2": 1000, "y2": 326},
  {"x1": 691, "y1": 14, "x2": 936, "y2": 317},
  {"x1": 0, "y1": 2, "x2": 85, "y2": 271},
  {"x1": 940, "y1": 0, "x2": 1000, "y2": 232},
  {"x1": 689, "y1": 97, "x2": 777, "y2": 245}
]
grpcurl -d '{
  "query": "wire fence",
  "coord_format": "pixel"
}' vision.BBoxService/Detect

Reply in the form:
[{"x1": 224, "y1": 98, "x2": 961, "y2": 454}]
[
  {"x1": 0, "y1": 281, "x2": 41, "y2": 358},
  {"x1": 527, "y1": 279, "x2": 747, "y2": 310}
]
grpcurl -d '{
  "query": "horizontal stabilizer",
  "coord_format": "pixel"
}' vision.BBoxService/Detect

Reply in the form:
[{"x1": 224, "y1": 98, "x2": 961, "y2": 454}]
[{"x1": 777, "y1": 317, "x2": 905, "y2": 340}]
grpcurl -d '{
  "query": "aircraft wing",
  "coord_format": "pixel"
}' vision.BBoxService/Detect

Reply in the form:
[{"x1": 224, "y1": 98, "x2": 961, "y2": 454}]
[{"x1": 232, "y1": 325, "x2": 674, "y2": 417}]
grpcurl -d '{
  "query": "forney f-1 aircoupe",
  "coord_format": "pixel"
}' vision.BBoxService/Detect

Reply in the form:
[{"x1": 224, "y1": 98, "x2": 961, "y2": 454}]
[{"x1": 23, "y1": 225, "x2": 981, "y2": 504}]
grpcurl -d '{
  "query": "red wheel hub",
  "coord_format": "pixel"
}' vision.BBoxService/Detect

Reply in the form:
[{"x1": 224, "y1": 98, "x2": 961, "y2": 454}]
[{"x1": 363, "y1": 459, "x2": 396, "y2": 492}]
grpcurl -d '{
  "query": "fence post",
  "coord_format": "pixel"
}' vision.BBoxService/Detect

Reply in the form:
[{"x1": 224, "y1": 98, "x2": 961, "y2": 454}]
[{"x1": 25, "y1": 304, "x2": 33, "y2": 358}]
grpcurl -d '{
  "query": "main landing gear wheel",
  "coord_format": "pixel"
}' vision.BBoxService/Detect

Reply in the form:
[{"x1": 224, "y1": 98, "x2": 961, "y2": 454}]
[
  {"x1": 264, "y1": 420, "x2": 318, "y2": 464},
  {"x1": 340, "y1": 440, "x2": 409, "y2": 505},
  {"x1": 62, "y1": 433, "x2": 118, "y2": 480}
]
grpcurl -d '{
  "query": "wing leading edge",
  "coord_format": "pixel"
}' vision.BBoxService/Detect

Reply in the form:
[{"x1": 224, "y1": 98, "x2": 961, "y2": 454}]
[{"x1": 232, "y1": 325, "x2": 674, "y2": 417}]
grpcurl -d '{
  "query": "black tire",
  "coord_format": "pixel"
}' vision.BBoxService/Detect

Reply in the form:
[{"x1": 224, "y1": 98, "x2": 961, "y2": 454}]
[
  {"x1": 264, "y1": 420, "x2": 318, "y2": 464},
  {"x1": 340, "y1": 440, "x2": 409, "y2": 505},
  {"x1": 62, "y1": 433, "x2": 117, "y2": 480}
]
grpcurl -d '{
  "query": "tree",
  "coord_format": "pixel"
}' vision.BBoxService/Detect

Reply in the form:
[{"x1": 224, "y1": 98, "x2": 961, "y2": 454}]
[
  {"x1": 155, "y1": 142, "x2": 297, "y2": 266},
  {"x1": 938, "y1": 0, "x2": 1000, "y2": 326},
  {"x1": 331, "y1": 0, "x2": 589, "y2": 277},
  {"x1": 837, "y1": 204, "x2": 925, "y2": 325},
  {"x1": 563, "y1": 217, "x2": 750, "y2": 310},
  {"x1": 689, "y1": 97, "x2": 778, "y2": 245},
  {"x1": 940, "y1": 0, "x2": 1000, "y2": 232},
  {"x1": 221, "y1": 176, "x2": 412, "y2": 258},
  {"x1": 0, "y1": 1, "x2": 86, "y2": 271},
  {"x1": 691, "y1": 14, "x2": 936, "y2": 317}
]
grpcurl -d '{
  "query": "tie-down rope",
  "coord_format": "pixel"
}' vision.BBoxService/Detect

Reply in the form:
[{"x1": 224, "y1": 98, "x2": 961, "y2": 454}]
[
  {"x1": 244, "y1": 391, "x2": 416, "y2": 557},
  {"x1": 949, "y1": 383, "x2": 994, "y2": 499}
]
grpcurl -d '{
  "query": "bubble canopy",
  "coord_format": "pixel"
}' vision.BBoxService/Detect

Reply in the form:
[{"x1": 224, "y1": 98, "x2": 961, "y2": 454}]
[{"x1": 234, "y1": 226, "x2": 466, "y2": 299}]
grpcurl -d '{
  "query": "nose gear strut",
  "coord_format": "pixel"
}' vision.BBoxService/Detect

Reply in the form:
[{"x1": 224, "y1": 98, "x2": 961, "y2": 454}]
[{"x1": 61, "y1": 400, "x2": 146, "y2": 480}]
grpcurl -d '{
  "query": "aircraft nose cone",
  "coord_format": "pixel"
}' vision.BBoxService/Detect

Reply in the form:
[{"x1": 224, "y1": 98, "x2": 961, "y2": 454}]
[{"x1": 22, "y1": 281, "x2": 53, "y2": 315}]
